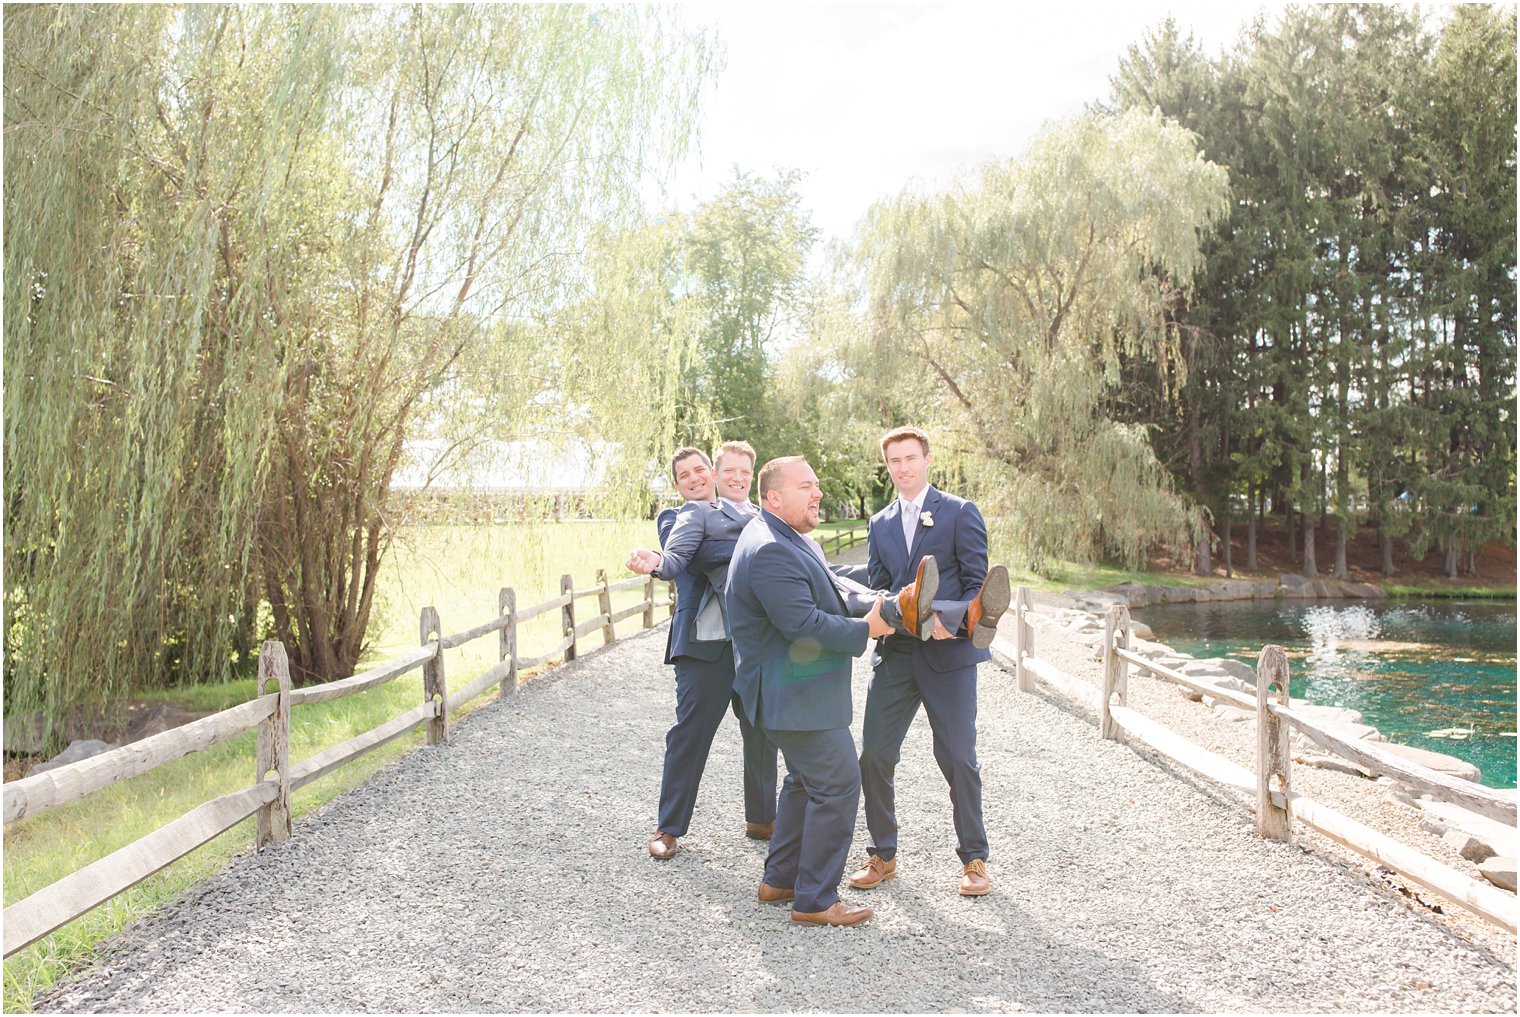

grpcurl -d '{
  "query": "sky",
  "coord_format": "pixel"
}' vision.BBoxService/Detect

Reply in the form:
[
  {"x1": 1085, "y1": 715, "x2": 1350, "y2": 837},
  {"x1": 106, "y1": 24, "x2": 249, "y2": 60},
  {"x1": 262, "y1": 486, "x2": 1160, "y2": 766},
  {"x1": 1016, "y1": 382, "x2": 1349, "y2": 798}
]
[{"x1": 652, "y1": 2, "x2": 1290, "y2": 248}]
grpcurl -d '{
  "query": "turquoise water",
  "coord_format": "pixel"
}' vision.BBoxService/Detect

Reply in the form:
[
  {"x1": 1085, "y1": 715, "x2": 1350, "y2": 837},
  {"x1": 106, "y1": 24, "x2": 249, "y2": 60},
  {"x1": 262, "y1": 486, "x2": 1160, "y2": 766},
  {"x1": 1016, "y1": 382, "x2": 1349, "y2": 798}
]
[{"x1": 1132, "y1": 599, "x2": 1517, "y2": 789}]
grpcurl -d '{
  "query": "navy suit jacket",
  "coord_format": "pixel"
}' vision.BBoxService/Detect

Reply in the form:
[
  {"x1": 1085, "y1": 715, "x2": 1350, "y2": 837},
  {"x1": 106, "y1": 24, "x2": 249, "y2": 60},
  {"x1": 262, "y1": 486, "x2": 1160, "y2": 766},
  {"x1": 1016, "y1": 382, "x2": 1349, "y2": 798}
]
[
  {"x1": 868, "y1": 485, "x2": 991, "y2": 673},
  {"x1": 655, "y1": 500, "x2": 750, "y2": 663},
  {"x1": 727, "y1": 510, "x2": 871, "y2": 732}
]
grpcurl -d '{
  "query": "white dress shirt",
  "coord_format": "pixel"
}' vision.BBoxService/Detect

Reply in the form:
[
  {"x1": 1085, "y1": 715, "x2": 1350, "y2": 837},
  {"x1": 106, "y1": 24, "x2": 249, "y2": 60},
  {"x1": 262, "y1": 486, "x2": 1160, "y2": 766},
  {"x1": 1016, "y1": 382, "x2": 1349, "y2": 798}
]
[
  {"x1": 722, "y1": 497, "x2": 758, "y2": 518},
  {"x1": 899, "y1": 486, "x2": 929, "y2": 549}
]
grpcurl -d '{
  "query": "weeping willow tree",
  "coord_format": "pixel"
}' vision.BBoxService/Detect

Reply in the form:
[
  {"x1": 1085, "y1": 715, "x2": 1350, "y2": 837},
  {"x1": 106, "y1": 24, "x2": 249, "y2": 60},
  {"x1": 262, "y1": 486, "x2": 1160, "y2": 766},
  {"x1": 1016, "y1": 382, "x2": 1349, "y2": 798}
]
[
  {"x1": 540, "y1": 214, "x2": 706, "y2": 516},
  {"x1": 852, "y1": 110, "x2": 1231, "y2": 568},
  {"x1": 545, "y1": 170, "x2": 820, "y2": 513},
  {"x1": 4, "y1": 6, "x2": 304, "y2": 727},
  {"x1": 5, "y1": 4, "x2": 713, "y2": 725}
]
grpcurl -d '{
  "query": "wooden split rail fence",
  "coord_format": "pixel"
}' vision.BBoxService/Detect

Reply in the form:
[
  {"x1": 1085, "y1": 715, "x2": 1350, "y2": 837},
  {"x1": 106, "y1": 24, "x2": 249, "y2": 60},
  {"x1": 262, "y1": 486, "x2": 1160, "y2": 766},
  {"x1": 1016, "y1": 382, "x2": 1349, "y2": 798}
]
[
  {"x1": 1, "y1": 569, "x2": 678, "y2": 958},
  {"x1": 997, "y1": 589, "x2": 1517, "y2": 933},
  {"x1": 0, "y1": 522, "x2": 868, "y2": 959},
  {"x1": 822, "y1": 521, "x2": 868, "y2": 557}
]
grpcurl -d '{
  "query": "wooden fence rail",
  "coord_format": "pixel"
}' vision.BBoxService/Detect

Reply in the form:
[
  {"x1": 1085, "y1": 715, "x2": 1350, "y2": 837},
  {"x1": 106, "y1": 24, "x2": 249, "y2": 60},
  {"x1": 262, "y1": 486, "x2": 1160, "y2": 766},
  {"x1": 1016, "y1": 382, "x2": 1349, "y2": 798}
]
[
  {"x1": 2, "y1": 565, "x2": 678, "y2": 958},
  {"x1": 824, "y1": 520, "x2": 868, "y2": 557},
  {"x1": 999, "y1": 590, "x2": 1517, "y2": 934}
]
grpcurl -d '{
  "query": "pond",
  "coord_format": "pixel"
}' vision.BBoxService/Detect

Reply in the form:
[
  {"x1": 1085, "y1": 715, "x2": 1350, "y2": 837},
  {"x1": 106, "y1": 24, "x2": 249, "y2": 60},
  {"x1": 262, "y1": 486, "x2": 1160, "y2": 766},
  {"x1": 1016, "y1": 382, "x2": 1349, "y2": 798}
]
[{"x1": 1132, "y1": 598, "x2": 1517, "y2": 790}]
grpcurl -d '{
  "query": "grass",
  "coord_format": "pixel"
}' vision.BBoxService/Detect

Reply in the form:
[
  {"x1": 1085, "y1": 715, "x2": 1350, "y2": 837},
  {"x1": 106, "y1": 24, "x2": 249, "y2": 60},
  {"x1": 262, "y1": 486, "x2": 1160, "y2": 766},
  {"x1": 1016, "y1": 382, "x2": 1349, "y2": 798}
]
[
  {"x1": 1382, "y1": 582, "x2": 1516, "y2": 600},
  {"x1": 1007, "y1": 561, "x2": 1213, "y2": 593},
  {"x1": 2, "y1": 519, "x2": 663, "y2": 1012}
]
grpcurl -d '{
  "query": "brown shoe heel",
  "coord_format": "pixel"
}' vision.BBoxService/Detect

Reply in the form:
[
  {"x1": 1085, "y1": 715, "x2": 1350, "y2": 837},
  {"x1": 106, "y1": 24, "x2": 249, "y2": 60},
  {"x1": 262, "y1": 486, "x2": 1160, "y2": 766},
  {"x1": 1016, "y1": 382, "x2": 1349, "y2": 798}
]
[{"x1": 969, "y1": 565, "x2": 1010, "y2": 649}]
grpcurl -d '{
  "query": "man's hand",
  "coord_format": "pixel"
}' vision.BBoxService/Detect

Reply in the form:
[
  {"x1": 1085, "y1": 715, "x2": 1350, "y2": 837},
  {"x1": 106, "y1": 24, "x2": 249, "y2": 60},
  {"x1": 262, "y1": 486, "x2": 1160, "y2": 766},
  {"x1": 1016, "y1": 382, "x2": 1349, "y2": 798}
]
[
  {"x1": 865, "y1": 597, "x2": 894, "y2": 639},
  {"x1": 930, "y1": 613, "x2": 955, "y2": 640},
  {"x1": 625, "y1": 549, "x2": 661, "y2": 575}
]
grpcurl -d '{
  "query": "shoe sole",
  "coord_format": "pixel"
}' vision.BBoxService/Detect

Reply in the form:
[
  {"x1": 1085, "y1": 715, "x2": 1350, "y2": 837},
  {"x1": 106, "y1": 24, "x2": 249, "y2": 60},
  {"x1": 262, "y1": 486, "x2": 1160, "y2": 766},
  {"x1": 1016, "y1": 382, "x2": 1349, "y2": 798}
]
[
  {"x1": 959, "y1": 885, "x2": 991, "y2": 897},
  {"x1": 791, "y1": 910, "x2": 874, "y2": 926},
  {"x1": 971, "y1": 565, "x2": 1011, "y2": 649},
  {"x1": 757, "y1": 892, "x2": 795, "y2": 905},
  {"x1": 745, "y1": 828, "x2": 773, "y2": 841},
  {"x1": 846, "y1": 870, "x2": 897, "y2": 890},
  {"x1": 914, "y1": 558, "x2": 940, "y2": 640}
]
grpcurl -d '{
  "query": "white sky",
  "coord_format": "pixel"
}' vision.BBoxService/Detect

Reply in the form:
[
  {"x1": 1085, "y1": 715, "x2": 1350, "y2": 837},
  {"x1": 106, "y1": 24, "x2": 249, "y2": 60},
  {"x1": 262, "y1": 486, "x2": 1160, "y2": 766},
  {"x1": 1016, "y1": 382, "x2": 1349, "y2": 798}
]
[{"x1": 652, "y1": 2, "x2": 1289, "y2": 247}]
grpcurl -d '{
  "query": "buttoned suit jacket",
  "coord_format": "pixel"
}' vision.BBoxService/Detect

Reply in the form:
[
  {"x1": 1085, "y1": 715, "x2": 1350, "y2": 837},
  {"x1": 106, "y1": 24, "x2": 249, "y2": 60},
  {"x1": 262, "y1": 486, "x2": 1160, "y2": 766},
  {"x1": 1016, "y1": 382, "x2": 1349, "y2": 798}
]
[
  {"x1": 654, "y1": 499, "x2": 750, "y2": 663},
  {"x1": 727, "y1": 510, "x2": 870, "y2": 732},
  {"x1": 867, "y1": 485, "x2": 992, "y2": 673}
]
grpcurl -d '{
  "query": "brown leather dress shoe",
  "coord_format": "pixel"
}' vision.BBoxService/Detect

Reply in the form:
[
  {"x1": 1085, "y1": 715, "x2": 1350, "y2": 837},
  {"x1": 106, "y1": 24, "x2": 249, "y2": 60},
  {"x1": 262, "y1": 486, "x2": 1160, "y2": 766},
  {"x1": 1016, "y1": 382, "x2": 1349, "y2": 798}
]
[
  {"x1": 756, "y1": 882, "x2": 795, "y2": 905},
  {"x1": 791, "y1": 901, "x2": 874, "y2": 926},
  {"x1": 648, "y1": 832, "x2": 678, "y2": 860},
  {"x1": 897, "y1": 556, "x2": 940, "y2": 640},
  {"x1": 847, "y1": 855, "x2": 897, "y2": 889},
  {"x1": 959, "y1": 858, "x2": 990, "y2": 896},
  {"x1": 745, "y1": 821, "x2": 774, "y2": 840},
  {"x1": 966, "y1": 564, "x2": 1011, "y2": 649}
]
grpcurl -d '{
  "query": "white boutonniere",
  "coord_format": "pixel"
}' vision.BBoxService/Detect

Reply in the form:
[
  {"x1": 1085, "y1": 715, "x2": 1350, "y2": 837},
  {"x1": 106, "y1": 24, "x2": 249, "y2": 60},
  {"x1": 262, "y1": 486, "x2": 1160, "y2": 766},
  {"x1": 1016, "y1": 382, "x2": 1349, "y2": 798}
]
[{"x1": 920, "y1": 510, "x2": 935, "y2": 528}]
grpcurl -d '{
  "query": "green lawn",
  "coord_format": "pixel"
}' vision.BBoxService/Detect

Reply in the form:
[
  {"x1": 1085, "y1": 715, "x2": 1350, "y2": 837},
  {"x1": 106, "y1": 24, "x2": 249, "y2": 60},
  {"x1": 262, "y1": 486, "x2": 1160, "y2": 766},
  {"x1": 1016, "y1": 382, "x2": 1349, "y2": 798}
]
[
  {"x1": 1382, "y1": 582, "x2": 1516, "y2": 599},
  {"x1": 2, "y1": 519, "x2": 665, "y2": 1012}
]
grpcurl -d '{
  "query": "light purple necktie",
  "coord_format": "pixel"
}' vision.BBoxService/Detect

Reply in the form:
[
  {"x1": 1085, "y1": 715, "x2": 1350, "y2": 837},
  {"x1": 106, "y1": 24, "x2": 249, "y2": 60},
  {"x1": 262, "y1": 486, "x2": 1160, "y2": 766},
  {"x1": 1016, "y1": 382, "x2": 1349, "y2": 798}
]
[{"x1": 902, "y1": 500, "x2": 919, "y2": 550}]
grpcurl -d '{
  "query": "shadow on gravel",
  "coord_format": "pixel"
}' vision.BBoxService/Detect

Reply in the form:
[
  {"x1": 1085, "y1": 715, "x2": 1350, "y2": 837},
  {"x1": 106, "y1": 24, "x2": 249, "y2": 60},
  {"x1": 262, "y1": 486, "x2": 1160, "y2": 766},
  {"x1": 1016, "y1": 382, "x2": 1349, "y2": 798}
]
[{"x1": 745, "y1": 887, "x2": 1200, "y2": 1013}]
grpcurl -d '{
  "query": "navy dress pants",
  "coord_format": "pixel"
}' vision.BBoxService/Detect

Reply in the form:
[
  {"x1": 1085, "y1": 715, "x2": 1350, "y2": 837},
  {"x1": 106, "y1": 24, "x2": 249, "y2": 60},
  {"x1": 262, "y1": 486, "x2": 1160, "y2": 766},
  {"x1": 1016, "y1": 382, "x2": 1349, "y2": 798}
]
[
  {"x1": 761, "y1": 726, "x2": 860, "y2": 914},
  {"x1": 858, "y1": 648, "x2": 988, "y2": 864},
  {"x1": 657, "y1": 646, "x2": 778, "y2": 837}
]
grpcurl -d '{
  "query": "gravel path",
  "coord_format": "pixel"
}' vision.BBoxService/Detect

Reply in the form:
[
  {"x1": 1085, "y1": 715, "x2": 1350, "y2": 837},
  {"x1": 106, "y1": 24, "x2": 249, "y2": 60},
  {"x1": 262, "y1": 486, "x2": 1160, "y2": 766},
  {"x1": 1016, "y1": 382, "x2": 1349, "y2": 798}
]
[{"x1": 39, "y1": 603, "x2": 1517, "y2": 1013}]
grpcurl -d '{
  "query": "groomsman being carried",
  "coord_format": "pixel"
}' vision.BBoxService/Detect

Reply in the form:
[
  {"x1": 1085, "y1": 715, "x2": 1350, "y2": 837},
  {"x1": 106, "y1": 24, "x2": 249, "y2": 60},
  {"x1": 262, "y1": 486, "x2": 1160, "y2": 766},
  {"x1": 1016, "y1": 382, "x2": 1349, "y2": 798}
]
[{"x1": 849, "y1": 426, "x2": 1010, "y2": 898}]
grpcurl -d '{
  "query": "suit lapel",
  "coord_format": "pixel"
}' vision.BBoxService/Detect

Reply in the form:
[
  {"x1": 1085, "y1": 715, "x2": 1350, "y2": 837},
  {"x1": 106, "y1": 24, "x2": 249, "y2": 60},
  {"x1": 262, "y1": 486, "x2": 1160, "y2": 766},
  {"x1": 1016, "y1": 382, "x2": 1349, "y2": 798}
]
[
  {"x1": 906, "y1": 486, "x2": 940, "y2": 567},
  {"x1": 767, "y1": 511, "x2": 844, "y2": 611},
  {"x1": 878, "y1": 500, "x2": 907, "y2": 585}
]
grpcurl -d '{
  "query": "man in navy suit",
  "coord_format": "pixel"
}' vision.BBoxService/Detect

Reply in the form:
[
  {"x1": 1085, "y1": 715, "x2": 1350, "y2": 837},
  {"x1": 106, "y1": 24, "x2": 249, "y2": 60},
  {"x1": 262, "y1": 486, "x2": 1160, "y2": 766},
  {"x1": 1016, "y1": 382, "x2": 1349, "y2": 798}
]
[
  {"x1": 848, "y1": 426, "x2": 1010, "y2": 897},
  {"x1": 727, "y1": 456, "x2": 895, "y2": 926},
  {"x1": 625, "y1": 442, "x2": 777, "y2": 859}
]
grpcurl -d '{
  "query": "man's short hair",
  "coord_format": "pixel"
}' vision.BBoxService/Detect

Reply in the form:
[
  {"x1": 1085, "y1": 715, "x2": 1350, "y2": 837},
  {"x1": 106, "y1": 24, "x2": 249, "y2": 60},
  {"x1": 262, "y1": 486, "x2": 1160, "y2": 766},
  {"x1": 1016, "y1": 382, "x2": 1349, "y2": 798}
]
[
  {"x1": 715, "y1": 439, "x2": 756, "y2": 471},
  {"x1": 758, "y1": 455, "x2": 807, "y2": 499},
  {"x1": 670, "y1": 446, "x2": 711, "y2": 482},
  {"x1": 879, "y1": 426, "x2": 930, "y2": 459}
]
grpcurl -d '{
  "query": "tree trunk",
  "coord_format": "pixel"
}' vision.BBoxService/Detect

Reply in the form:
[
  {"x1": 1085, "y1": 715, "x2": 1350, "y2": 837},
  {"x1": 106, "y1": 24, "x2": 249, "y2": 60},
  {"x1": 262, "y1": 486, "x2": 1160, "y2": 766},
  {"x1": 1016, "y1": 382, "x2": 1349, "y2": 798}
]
[
  {"x1": 1189, "y1": 399, "x2": 1210, "y2": 577},
  {"x1": 1194, "y1": 523, "x2": 1212, "y2": 577},
  {"x1": 1380, "y1": 528, "x2": 1395, "y2": 576},
  {"x1": 1444, "y1": 539, "x2": 1459, "y2": 580},
  {"x1": 1302, "y1": 510, "x2": 1318, "y2": 577},
  {"x1": 1333, "y1": 514, "x2": 1349, "y2": 580},
  {"x1": 257, "y1": 382, "x2": 399, "y2": 687},
  {"x1": 1222, "y1": 515, "x2": 1233, "y2": 578},
  {"x1": 1246, "y1": 483, "x2": 1258, "y2": 571},
  {"x1": 1288, "y1": 506, "x2": 1298, "y2": 564}
]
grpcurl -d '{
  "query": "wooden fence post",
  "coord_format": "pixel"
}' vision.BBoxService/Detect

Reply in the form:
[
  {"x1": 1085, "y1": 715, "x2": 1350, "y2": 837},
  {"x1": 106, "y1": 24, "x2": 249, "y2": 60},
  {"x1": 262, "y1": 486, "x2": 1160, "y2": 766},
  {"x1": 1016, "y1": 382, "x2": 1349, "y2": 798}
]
[
  {"x1": 420, "y1": 606, "x2": 447, "y2": 745},
  {"x1": 499, "y1": 587, "x2": 518, "y2": 696},
  {"x1": 666, "y1": 579, "x2": 676, "y2": 619},
  {"x1": 255, "y1": 641, "x2": 292, "y2": 849},
  {"x1": 643, "y1": 575, "x2": 655, "y2": 629},
  {"x1": 597, "y1": 569, "x2": 615, "y2": 645},
  {"x1": 1117, "y1": 605, "x2": 1131, "y2": 703},
  {"x1": 1100, "y1": 605, "x2": 1130, "y2": 741},
  {"x1": 561, "y1": 573, "x2": 577, "y2": 662},
  {"x1": 1256, "y1": 644, "x2": 1293, "y2": 841},
  {"x1": 1014, "y1": 586, "x2": 1033, "y2": 693}
]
